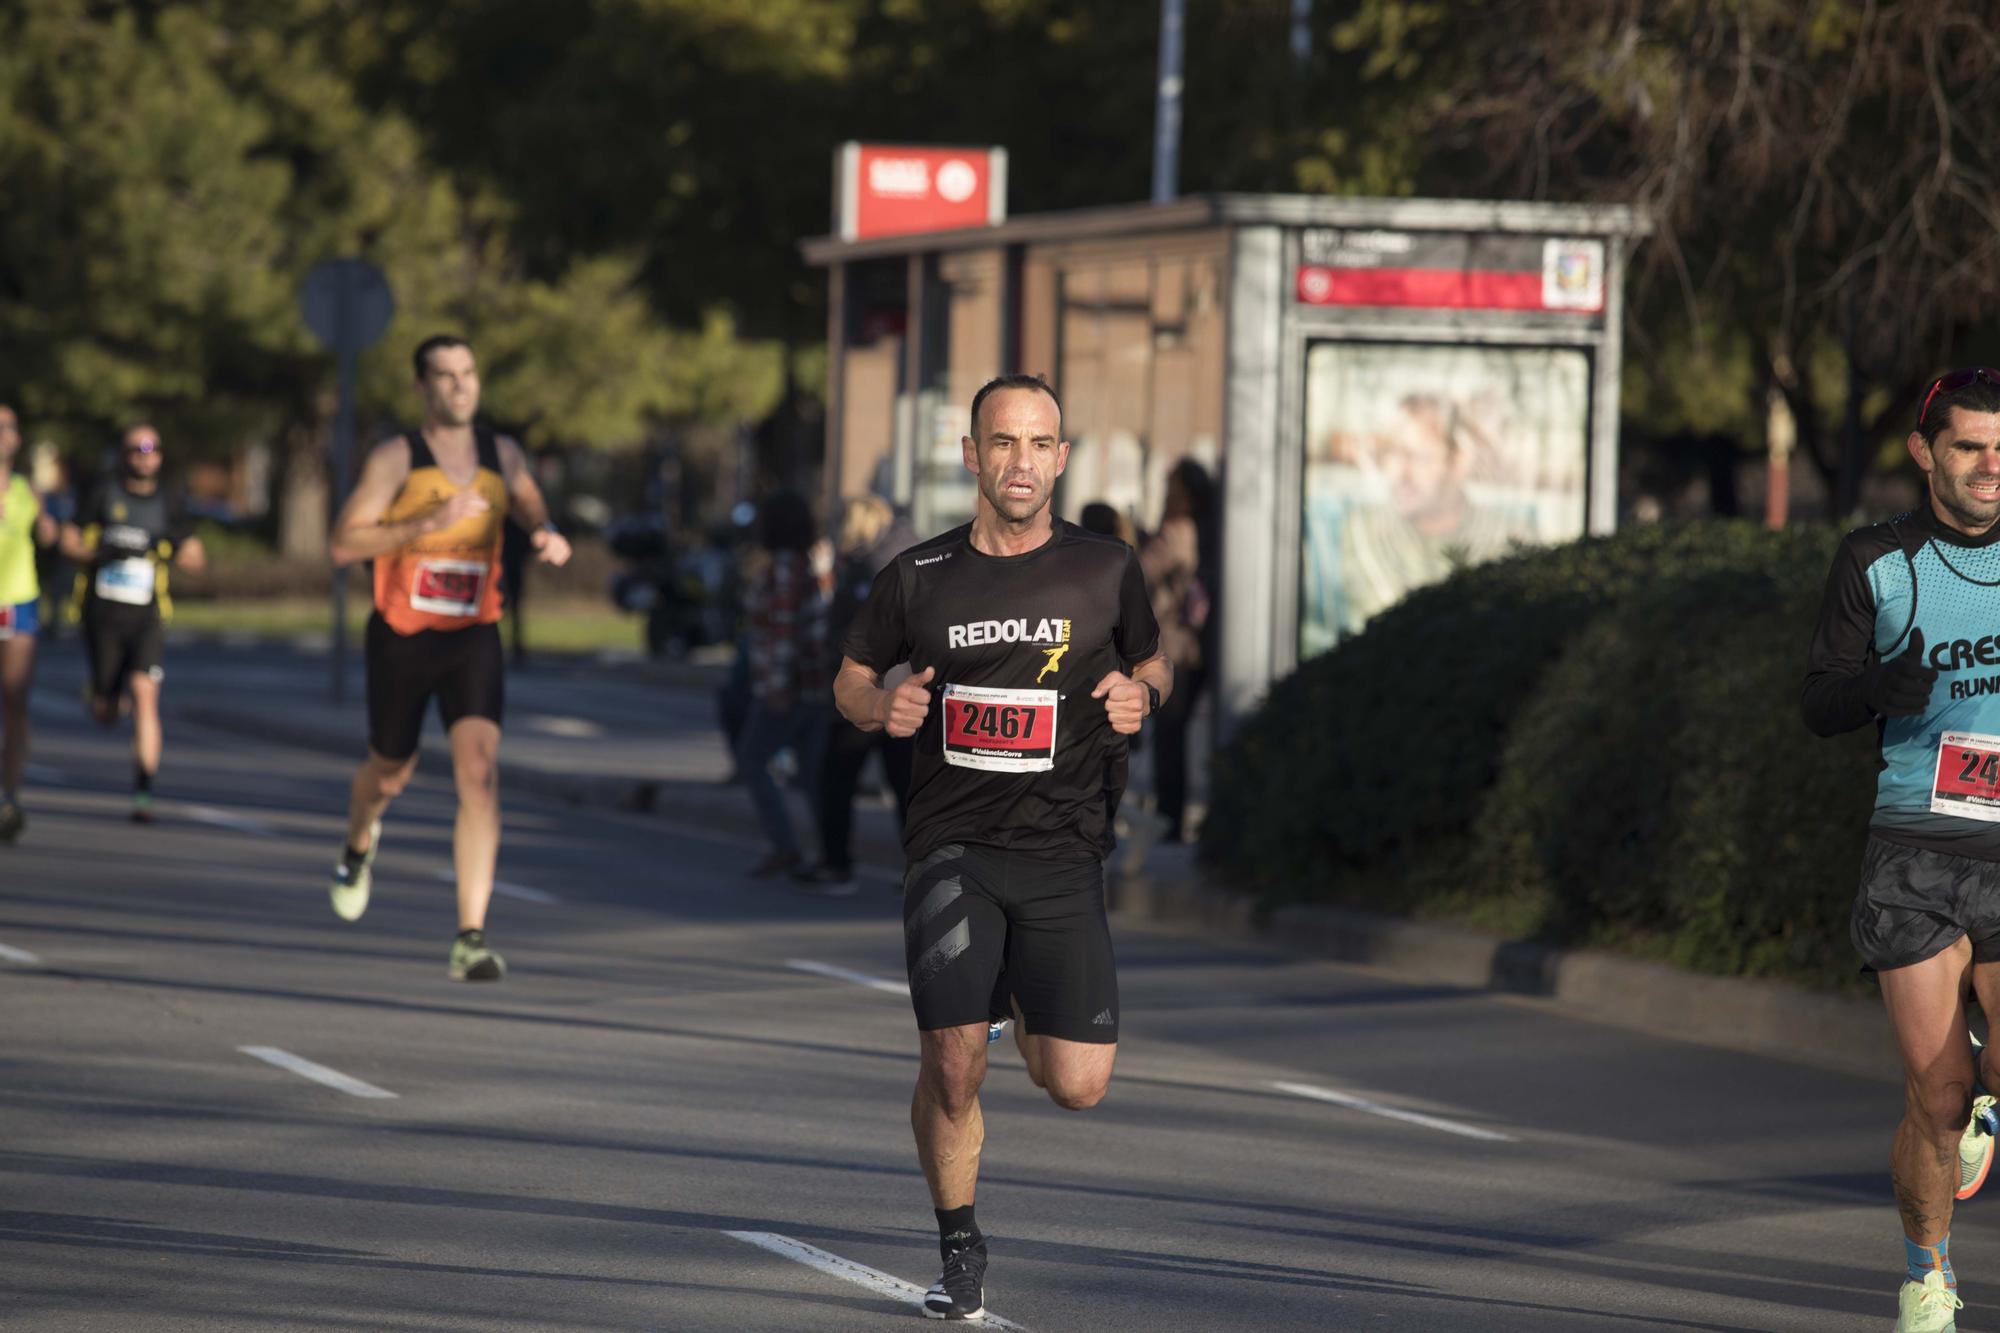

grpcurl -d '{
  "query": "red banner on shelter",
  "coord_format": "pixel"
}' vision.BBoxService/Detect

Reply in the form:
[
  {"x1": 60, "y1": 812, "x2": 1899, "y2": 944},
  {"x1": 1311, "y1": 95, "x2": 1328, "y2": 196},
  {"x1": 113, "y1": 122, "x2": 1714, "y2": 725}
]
[
  {"x1": 1294, "y1": 230, "x2": 1606, "y2": 314},
  {"x1": 837, "y1": 143, "x2": 1007, "y2": 242}
]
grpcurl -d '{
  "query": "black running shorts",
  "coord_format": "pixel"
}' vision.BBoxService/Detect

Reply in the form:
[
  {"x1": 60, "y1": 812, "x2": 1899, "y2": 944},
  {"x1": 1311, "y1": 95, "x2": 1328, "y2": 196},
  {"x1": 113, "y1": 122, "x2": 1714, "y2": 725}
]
[
  {"x1": 903, "y1": 843, "x2": 1119, "y2": 1044},
  {"x1": 364, "y1": 612, "x2": 505, "y2": 762},
  {"x1": 82, "y1": 602, "x2": 164, "y2": 700},
  {"x1": 1852, "y1": 835, "x2": 2000, "y2": 973}
]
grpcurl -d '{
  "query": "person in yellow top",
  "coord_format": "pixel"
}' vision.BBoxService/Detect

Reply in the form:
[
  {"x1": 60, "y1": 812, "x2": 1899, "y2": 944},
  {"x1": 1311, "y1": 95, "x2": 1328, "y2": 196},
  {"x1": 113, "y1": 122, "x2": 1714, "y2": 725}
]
[
  {"x1": 327, "y1": 334, "x2": 571, "y2": 982},
  {"x1": 0, "y1": 404, "x2": 59, "y2": 841}
]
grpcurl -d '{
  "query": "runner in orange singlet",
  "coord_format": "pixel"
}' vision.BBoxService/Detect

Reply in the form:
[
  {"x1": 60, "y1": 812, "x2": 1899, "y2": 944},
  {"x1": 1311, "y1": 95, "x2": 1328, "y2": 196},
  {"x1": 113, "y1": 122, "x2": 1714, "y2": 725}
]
[{"x1": 325, "y1": 334, "x2": 571, "y2": 981}]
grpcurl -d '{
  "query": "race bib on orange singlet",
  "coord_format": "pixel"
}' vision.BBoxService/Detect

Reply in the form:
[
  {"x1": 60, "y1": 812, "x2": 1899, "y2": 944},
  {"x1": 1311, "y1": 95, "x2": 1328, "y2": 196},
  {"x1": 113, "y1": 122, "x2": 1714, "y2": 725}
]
[
  {"x1": 942, "y1": 683, "x2": 1058, "y2": 773},
  {"x1": 1933, "y1": 731, "x2": 2000, "y2": 822},
  {"x1": 410, "y1": 558, "x2": 487, "y2": 619}
]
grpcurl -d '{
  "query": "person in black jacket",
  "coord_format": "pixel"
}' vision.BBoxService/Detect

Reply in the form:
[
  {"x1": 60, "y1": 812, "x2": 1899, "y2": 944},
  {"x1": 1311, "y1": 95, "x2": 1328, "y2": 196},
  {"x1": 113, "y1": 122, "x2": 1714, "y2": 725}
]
[{"x1": 793, "y1": 494, "x2": 916, "y2": 893}]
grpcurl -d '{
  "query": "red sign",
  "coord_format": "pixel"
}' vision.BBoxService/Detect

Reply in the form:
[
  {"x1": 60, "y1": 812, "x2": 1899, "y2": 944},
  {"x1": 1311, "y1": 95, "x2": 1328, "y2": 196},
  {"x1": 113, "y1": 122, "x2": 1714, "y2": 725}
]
[
  {"x1": 1294, "y1": 234, "x2": 1605, "y2": 314},
  {"x1": 837, "y1": 143, "x2": 1007, "y2": 242}
]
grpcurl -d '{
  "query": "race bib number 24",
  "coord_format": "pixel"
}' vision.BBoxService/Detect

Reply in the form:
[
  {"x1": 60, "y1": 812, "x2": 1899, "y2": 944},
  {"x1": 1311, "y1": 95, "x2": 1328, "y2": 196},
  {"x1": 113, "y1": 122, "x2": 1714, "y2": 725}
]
[
  {"x1": 1934, "y1": 731, "x2": 2000, "y2": 823},
  {"x1": 942, "y1": 684, "x2": 1057, "y2": 773}
]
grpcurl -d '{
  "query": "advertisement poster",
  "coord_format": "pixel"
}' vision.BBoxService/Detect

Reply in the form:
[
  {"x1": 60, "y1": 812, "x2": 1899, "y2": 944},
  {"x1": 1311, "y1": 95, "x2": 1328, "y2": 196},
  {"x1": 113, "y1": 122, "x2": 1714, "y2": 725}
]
[{"x1": 1300, "y1": 342, "x2": 1591, "y2": 656}]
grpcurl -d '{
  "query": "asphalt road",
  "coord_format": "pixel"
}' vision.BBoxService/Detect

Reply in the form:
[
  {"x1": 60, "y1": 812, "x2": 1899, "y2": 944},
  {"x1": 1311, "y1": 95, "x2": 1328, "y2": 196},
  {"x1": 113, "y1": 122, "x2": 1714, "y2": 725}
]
[{"x1": 0, "y1": 641, "x2": 1980, "y2": 1331}]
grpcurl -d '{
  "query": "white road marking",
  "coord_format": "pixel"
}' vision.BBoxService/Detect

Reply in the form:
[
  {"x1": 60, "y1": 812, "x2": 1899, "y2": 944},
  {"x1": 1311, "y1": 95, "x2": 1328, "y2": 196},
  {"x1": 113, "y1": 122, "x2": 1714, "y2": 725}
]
[
  {"x1": 431, "y1": 868, "x2": 559, "y2": 904},
  {"x1": 1272, "y1": 1080, "x2": 1514, "y2": 1142},
  {"x1": 724, "y1": 1231, "x2": 1027, "y2": 1331},
  {"x1": 523, "y1": 714, "x2": 606, "y2": 739},
  {"x1": 237, "y1": 1046, "x2": 397, "y2": 1099},
  {"x1": 183, "y1": 805, "x2": 276, "y2": 837},
  {"x1": 21, "y1": 762, "x2": 68, "y2": 785},
  {"x1": 0, "y1": 941, "x2": 44, "y2": 966},
  {"x1": 786, "y1": 959, "x2": 910, "y2": 996}
]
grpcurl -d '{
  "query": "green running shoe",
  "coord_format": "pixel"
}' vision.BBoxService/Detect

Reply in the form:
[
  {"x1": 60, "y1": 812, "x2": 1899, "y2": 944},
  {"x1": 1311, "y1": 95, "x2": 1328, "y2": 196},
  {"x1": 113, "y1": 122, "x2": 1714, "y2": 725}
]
[
  {"x1": 0, "y1": 801, "x2": 23, "y2": 843},
  {"x1": 129, "y1": 791, "x2": 153, "y2": 825},
  {"x1": 1898, "y1": 1270, "x2": 1962, "y2": 1332},
  {"x1": 448, "y1": 928, "x2": 505, "y2": 982},
  {"x1": 329, "y1": 820, "x2": 380, "y2": 923},
  {"x1": 1960, "y1": 1094, "x2": 1998, "y2": 1200}
]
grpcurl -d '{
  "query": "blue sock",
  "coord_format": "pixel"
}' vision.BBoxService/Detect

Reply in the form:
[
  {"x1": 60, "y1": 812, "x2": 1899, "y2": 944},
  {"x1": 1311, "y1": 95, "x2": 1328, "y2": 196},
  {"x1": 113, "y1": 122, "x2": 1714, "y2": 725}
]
[{"x1": 1908, "y1": 1233, "x2": 1956, "y2": 1289}]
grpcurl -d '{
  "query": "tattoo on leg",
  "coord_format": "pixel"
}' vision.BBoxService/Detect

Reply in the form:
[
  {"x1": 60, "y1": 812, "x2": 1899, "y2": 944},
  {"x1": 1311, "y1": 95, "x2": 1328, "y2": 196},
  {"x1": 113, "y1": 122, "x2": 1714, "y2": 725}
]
[{"x1": 1897, "y1": 1180, "x2": 1937, "y2": 1234}]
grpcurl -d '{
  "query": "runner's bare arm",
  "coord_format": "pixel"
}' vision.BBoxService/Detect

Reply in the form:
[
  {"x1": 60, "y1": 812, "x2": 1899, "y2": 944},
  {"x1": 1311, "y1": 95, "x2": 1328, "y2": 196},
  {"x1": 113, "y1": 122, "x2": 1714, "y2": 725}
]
[
  {"x1": 1091, "y1": 652, "x2": 1174, "y2": 735},
  {"x1": 835, "y1": 657, "x2": 888, "y2": 732},
  {"x1": 173, "y1": 534, "x2": 208, "y2": 575},
  {"x1": 836, "y1": 656, "x2": 933, "y2": 735},
  {"x1": 330, "y1": 438, "x2": 476, "y2": 566},
  {"x1": 498, "y1": 436, "x2": 571, "y2": 567},
  {"x1": 57, "y1": 521, "x2": 93, "y2": 562}
]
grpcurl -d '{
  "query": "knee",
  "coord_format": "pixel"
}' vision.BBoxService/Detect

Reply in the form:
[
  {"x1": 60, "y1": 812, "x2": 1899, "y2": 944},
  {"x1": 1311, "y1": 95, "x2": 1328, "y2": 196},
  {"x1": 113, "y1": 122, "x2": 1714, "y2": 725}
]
[
  {"x1": 920, "y1": 1058, "x2": 986, "y2": 1120},
  {"x1": 1911, "y1": 1080, "x2": 1976, "y2": 1142},
  {"x1": 1045, "y1": 1075, "x2": 1108, "y2": 1112},
  {"x1": 371, "y1": 759, "x2": 416, "y2": 798},
  {"x1": 455, "y1": 754, "x2": 498, "y2": 801}
]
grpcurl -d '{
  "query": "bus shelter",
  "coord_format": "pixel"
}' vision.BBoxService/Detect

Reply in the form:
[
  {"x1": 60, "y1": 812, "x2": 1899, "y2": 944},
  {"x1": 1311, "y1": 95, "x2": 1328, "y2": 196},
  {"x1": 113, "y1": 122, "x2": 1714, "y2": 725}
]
[{"x1": 802, "y1": 193, "x2": 1650, "y2": 730}]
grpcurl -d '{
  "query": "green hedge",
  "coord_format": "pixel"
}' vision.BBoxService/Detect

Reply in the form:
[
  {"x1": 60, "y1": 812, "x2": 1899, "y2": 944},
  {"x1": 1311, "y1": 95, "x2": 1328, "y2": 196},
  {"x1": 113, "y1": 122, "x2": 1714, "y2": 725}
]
[{"x1": 1199, "y1": 520, "x2": 1885, "y2": 990}]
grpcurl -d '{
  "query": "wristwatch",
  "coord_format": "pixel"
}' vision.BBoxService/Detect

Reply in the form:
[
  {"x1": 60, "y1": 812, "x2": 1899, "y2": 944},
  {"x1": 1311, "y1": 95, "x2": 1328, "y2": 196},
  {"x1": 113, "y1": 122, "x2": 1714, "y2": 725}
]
[{"x1": 1143, "y1": 682, "x2": 1161, "y2": 718}]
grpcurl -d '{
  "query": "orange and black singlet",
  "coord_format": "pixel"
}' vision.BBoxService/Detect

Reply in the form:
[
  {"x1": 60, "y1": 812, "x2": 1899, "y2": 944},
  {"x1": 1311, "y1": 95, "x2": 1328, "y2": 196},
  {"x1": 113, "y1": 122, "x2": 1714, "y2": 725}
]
[{"x1": 374, "y1": 428, "x2": 509, "y2": 635}]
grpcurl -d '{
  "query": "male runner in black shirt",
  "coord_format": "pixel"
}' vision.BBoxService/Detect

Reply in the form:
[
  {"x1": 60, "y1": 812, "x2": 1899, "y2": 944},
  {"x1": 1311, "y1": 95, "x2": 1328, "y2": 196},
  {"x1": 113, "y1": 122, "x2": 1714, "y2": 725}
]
[
  {"x1": 836, "y1": 373, "x2": 1171, "y2": 1320},
  {"x1": 60, "y1": 424, "x2": 206, "y2": 822}
]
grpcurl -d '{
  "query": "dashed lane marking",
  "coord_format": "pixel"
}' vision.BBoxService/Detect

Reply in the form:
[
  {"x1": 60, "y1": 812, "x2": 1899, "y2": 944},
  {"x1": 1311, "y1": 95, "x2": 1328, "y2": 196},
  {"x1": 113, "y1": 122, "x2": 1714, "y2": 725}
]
[
  {"x1": 724, "y1": 1231, "x2": 1027, "y2": 1331},
  {"x1": 0, "y1": 941, "x2": 44, "y2": 966},
  {"x1": 237, "y1": 1046, "x2": 397, "y2": 1099},
  {"x1": 431, "y1": 868, "x2": 560, "y2": 905},
  {"x1": 1272, "y1": 1080, "x2": 1514, "y2": 1142},
  {"x1": 183, "y1": 805, "x2": 277, "y2": 837},
  {"x1": 786, "y1": 958, "x2": 910, "y2": 996}
]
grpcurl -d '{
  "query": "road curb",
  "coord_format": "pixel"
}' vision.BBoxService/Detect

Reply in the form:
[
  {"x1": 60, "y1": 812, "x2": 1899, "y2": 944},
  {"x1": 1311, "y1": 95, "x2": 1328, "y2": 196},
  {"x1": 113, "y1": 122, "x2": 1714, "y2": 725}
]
[{"x1": 1109, "y1": 856, "x2": 1901, "y2": 1081}]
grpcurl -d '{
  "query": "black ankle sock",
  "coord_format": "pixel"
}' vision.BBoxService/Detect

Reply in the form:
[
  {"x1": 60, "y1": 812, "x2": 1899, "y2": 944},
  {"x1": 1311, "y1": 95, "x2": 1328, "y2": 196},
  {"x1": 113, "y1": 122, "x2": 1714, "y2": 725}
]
[
  {"x1": 134, "y1": 767, "x2": 153, "y2": 794},
  {"x1": 457, "y1": 928, "x2": 483, "y2": 944},
  {"x1": 342, "y1": 842, "x2": 369, "y2": 869},
  {"x1": 935, "y1": 1205, "x2": 981, "y2": 1256}
]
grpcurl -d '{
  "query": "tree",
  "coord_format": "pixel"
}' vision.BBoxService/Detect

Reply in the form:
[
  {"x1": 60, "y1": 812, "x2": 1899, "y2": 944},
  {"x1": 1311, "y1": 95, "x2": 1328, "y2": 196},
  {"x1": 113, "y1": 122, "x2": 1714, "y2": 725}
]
[{"x1": 1321, "y1": 0, "x2": 2000, "y2": 513}]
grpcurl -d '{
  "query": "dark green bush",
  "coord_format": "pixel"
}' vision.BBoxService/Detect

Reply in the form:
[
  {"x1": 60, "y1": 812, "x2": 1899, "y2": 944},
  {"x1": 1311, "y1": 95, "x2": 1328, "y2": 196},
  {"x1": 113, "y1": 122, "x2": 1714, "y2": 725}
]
[{"x1": 1199, "y1": 519, "x2": 1884, "y2": 988}]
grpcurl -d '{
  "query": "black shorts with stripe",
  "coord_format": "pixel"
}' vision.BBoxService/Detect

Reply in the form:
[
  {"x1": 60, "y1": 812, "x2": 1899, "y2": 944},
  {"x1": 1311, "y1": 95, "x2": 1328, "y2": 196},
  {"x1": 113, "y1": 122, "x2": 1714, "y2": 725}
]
[{"x1": 902, "y1": 842, "x2": 1118, "y2": 1044}]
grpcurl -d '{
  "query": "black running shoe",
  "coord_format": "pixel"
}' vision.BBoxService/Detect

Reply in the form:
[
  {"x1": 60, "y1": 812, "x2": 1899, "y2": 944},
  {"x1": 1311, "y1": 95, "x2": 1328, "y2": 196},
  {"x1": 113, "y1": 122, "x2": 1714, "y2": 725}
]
[
  {"x1": 923, "y1": 1238, "x2": 987, "y2": 1321},
  {"x1": 0, "y1": 801, "x2": 22, "y2": 843}
]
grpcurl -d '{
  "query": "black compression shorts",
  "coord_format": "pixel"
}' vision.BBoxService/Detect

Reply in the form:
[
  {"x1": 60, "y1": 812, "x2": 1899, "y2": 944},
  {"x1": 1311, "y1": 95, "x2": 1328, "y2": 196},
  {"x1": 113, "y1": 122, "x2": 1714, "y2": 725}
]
[
  {"x1": 364, "y1": 612, "x2": 504, "y2": 762},
  {"x1": 903, "y1": 843, "x2": 1119, "y2": 1044},
  {"x1": 1852, "y1": 834, "x2": 2000, "y2": 973},
  {"x1": 82, "y1": 602, "x2": 164, "y2": 700}
]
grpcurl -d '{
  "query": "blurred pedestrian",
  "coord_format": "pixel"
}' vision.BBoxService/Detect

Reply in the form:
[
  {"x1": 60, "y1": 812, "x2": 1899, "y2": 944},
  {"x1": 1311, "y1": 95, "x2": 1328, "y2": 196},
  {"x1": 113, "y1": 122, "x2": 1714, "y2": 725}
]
[
  {"x1": 1078, "y1": 500, "x2": 1138, "y2": 548},
  {"x1": 28, "y1": 445, "x2": 73, "y2": 643},
  {"x1": 1140, "y1": 459, "x2": 1218, "y2": 843},
  {"x1": 501, "y1": 518, "x2": 530, "y2": 668},
  {"x1": 794, "y1": 494, "x2": 917, "y2": 893},
  {"x1": 737, "y1": 490, "x2": 828, "y2": 877}
]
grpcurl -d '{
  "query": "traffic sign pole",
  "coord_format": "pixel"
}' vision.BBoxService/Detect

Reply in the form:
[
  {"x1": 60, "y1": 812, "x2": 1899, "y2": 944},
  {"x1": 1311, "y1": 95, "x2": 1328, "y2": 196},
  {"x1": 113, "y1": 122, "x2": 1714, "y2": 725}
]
[{"x1": 299, "y1": 257, "x2": 394, "y2": 706}]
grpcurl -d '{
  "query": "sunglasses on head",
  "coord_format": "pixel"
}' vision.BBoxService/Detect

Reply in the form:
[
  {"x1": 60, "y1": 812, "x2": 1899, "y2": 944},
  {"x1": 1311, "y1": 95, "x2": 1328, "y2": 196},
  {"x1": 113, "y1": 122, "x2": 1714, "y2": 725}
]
[
  {"x1": 1919, "y1": 368, "x2": 2000, "y2": 426},
  {"x1": 125, "y1": 439, "x2": 159, "y2": 456}
]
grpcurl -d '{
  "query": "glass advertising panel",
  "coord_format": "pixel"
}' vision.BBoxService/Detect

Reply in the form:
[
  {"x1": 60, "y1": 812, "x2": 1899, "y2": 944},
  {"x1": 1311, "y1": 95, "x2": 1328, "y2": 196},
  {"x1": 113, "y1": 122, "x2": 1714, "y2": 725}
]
[{"x1": 1300, "y1": 341, "x2": 1591, "y2": 656}]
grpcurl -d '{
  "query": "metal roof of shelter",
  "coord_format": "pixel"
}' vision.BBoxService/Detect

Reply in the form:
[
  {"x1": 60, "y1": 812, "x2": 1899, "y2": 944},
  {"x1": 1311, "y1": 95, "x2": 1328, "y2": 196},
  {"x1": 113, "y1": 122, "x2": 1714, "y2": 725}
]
[{"x1": 801, "y1": 192, "x2": 1652, "y2": 265}]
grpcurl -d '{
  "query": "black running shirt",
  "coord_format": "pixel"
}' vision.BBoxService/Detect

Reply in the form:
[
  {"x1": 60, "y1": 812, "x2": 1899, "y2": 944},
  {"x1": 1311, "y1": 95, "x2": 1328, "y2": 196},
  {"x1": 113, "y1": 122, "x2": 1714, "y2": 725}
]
[
  {"x1": 74, "y1": 480, "x2": 192, "y2": 615},
  {"x1": 844, "y1": 518, "x2": 1162, "y2": 863}
]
